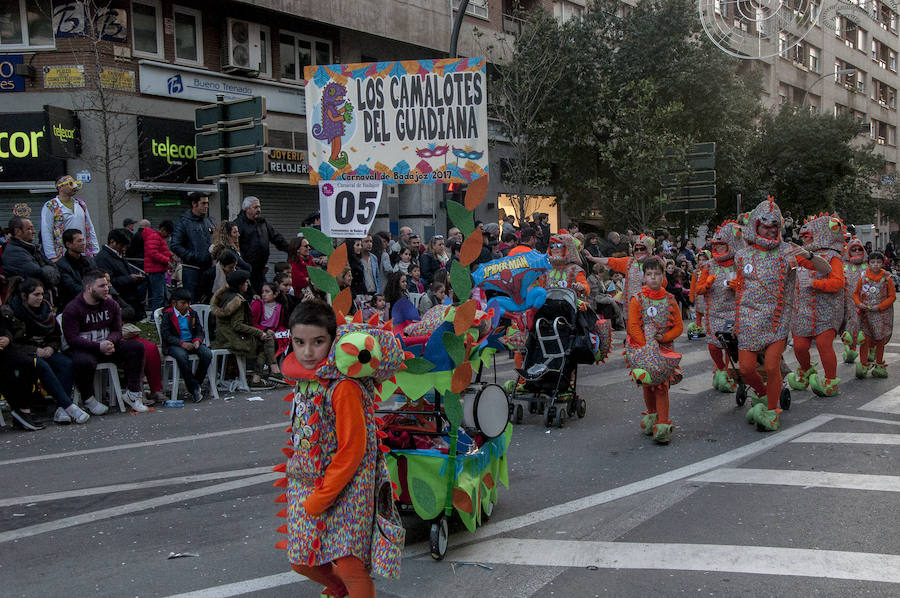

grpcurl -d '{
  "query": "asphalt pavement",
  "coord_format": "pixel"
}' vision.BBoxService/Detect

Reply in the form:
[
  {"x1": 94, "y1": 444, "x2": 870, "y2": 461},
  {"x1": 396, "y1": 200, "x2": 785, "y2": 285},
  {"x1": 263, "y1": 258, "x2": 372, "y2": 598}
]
[{"x1": 2, "y1": 325, "x2": 900, "y2": 597}]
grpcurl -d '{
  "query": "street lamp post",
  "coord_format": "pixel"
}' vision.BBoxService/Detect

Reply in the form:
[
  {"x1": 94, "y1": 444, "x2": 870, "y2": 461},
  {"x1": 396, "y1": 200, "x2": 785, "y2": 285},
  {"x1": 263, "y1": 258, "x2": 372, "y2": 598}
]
[{"x1": 801, "y1": 68, "x2": 857, "y2": 109}]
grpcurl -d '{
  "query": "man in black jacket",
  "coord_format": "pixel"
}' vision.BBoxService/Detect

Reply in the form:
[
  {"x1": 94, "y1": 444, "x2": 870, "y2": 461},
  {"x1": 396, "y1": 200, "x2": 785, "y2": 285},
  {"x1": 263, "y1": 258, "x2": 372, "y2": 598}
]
[
  {"x1": 56, "y1": 228, "x2": 95, "y2": 306},
  {"x1": 94, "y1": 229, "x2": 146, "y2": 322},
  {"x1": 2, "y1": 216, "x2": 59, "y2": 294},
  {"x1": 235, "y1": 196, "x2": 290, "y2": 293},
  {"x1": 170, "y1": 193, "x2": 215, "y2": 301}
]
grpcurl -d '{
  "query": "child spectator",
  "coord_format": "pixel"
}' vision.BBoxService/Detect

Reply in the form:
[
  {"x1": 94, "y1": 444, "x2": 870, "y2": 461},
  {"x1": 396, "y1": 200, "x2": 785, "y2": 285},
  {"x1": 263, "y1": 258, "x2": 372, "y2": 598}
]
[
  {"x1": 385, "y1": 271, "x2": 419, "y2": 327},
  {"x1": 417, "y1": 281, "x2": 446, "y2": 315},
  {"x1": 211, "y1": 270, "x2": 274, "y2": 388},
  {"x1": 160, "y1": 288, "x2": 213, "y2": 403},
  {"x1": 362, "y1": 293, "x2": 390, "y2": 322},
  {"x1": 407, "y1": 264, "x2": 425, "y2": 294},
  {"x1": 143, "y1": 220, "x2": 175, "y2": 311},
  {"x1": 854, "y1": 251, "x2": 896, "y2": 378},
  {"x1": 251, "y1": 281, "x2": 291, "y2": 382},
  {"x1": 627, "y1": 257, "x2": 683, "y2": 444}
]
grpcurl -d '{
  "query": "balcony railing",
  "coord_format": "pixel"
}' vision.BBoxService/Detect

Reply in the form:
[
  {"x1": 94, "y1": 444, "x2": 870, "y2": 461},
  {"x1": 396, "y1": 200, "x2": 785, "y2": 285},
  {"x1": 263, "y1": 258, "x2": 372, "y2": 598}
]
[{"x1": 503, "y1": 13, "x2": 526, "y2": 36}]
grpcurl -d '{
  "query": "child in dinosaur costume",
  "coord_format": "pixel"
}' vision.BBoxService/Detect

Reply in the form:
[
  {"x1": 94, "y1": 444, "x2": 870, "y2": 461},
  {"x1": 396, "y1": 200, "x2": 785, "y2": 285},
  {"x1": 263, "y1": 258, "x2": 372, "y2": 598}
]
[
  {"x1": 732, "y1": 197, "x2": 827, "y2": 431},
  {"x1": 589, "y1": 234, "x2": 655, "y2": 328},
  {"x1": 841, "y1": 236, "x2": 867, "y2": 364},
  {"x1": 854, "y1": 251, "x2": 896, "y2": 379},
  {"x1": 695, "y1": 220, "x2": 745, "y2": 393},
  {"x1": 786, "y1": 214, "x2": 847, "y2": 397},
  {"x1": 538, "y1": 233, "x2": 590, "y2": 298},
  {"x1": 275, "y1": 302, "x2": 405, "y2": 596},
  {"x1": 625, "y1": 257, "x2": 683, "y2": 444},
  {"x1": 687, "y1": 250, "x2": 711, "y2": 339}
]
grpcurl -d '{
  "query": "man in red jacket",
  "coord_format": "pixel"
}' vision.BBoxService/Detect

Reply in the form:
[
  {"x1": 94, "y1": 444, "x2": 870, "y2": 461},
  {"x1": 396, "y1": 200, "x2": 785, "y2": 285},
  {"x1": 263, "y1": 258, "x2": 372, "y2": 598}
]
[{"x1": 143, "y1": 220, "x2": 175, "y2": 311}]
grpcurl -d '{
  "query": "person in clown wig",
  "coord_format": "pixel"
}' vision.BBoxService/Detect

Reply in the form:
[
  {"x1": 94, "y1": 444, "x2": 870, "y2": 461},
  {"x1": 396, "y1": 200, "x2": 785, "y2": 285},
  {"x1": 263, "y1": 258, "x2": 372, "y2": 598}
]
[
  {"x1": 785, "y1": 214, "x2": 847, "y2": 397},
  {"x1": 273, "y1": 301, "x2": 406, "y2": 597}
]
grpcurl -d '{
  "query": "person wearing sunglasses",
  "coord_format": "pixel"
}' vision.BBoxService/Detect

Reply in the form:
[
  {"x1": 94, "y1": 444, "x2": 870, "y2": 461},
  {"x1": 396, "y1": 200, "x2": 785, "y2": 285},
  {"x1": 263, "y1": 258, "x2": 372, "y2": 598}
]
[
  {"x1": 587, "y1": 233, "x2": 657, "y2": 330},
  {"x1": 41, "y1": 175, "x2": 99, "y2": 262}
]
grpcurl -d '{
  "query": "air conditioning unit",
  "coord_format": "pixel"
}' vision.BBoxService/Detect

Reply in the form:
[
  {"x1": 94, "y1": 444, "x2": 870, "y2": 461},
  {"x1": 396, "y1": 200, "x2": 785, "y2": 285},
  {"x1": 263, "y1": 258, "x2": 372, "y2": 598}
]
[{"x1": 223, "y1": 18, "x2": 262, "y2": 76}]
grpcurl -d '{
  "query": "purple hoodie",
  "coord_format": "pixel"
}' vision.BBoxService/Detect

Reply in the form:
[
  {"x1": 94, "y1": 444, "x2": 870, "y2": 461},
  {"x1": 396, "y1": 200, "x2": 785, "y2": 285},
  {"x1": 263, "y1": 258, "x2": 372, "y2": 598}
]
[{"x1": 61, "y1": 293, "x2": 123, "y2": 352}]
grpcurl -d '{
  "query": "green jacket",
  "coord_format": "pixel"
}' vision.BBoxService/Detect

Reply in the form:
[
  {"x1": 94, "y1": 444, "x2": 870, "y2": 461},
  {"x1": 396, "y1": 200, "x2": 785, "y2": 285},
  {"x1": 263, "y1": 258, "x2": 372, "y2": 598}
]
[{"x1": 210, "y1": 286, "x2": 262, "y2": 356}]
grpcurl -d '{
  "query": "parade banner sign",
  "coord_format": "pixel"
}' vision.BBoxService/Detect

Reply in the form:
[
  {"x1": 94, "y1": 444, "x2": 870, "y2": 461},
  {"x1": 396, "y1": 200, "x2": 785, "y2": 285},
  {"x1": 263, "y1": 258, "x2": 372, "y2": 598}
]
[
  {"x1": 304, "y1": 58, "x2": 488, "y2": 185},
  {"x1": 318, "y1": 180, "x2": 383, "y2": 238}
]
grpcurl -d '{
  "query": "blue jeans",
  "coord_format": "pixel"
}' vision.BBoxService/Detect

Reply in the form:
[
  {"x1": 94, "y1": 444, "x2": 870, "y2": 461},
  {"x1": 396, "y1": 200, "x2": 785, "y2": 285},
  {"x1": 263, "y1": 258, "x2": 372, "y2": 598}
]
[
  {"x1": 36, "y1": 352, "x2": 75, "y2": 409},
  {"x1": 165, "y1": 344, "x2": 213, "y2": 392},
  {"x1": 148, "y1": 272, "x2": 167, "y2": 311},
  {"x1": 181, "y1": 266, "x2": 202, "y2": 302}
]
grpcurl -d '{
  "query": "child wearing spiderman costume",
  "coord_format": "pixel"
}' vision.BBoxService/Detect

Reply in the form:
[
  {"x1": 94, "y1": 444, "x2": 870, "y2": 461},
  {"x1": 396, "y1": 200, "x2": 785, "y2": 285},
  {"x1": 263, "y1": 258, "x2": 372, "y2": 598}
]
[
  {"x1": 841, "y1": 236, "x2": 867, "y2": 364},
  {"x1": 786, "y1": 214, "x2": 847, "y2": 397},
  {"x1": 625, "y1": 257, "x2": 683, "y2": 444},
  {"x1": 274, "y1": 301, "x2": 405, "y2": 597},
  {"x1": 694, "y1": 220, "x2": 745, "y2": 393},
  {"x1": 854, "y1": 251, "x2": 896, "y2": 379}
]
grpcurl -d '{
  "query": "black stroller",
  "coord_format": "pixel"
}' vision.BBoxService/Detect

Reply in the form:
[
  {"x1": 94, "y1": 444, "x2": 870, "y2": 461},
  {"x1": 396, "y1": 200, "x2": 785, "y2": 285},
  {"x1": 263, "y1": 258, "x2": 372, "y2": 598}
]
[
  {"x1": 509, "y1": 287, "x2": 602, "y2": 428},
  {"x1": 715, "y1": 322, "x2": 791, "y2": 411}
]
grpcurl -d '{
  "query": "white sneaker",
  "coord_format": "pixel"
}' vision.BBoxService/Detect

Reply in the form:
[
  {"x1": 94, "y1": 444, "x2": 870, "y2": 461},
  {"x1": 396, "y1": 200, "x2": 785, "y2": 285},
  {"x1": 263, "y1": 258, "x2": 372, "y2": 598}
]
[
  {"x1": 65, "y1": 403, "x2": 90, "y2": 424},
  {"x1": 53, "y1": 407, "x2": 72, "y2": 424},
  {"x1": 124, "y1": 390, "x2": 149, "y2": 413},
  {"x1": 84, "y1": 397, "x2": 109, "y2": 415}
]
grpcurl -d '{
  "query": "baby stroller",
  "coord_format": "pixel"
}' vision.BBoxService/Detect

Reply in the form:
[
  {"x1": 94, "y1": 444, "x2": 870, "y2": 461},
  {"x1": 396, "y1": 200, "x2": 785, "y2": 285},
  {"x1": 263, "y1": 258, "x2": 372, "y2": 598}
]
[
  {"x1": 510, "y1": 287, "x2": 609, "y2": 428},
  {"x1": 715, "y1": 322, "x2": 791, "y2": 411}
]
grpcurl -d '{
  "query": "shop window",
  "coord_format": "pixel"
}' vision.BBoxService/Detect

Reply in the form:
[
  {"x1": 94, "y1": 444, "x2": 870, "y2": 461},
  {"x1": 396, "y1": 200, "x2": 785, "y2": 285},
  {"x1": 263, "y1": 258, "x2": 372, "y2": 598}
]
[
  {"x1": 132, "y1": 0, "x2": 163, "y2": 59},
  {"x1": 173, "y1": 5, "x2": 203, "y2": 65},
  {"x1": 280, "y1": 31, "x2": 331, "y2": 82},
  {"x1": 1, "y1": 0, "x2": 54, "y2": 49}
]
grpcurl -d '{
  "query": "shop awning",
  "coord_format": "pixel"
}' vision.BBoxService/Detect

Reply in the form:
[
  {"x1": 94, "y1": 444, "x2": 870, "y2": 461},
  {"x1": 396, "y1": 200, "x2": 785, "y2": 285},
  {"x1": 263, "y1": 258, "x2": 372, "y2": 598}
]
[
  {"x1": 0, "y1": 181, "x2": 57, "y2": 192},
  {"x1": 125, "y1": 180, "x2": 217, "y2": 193}
]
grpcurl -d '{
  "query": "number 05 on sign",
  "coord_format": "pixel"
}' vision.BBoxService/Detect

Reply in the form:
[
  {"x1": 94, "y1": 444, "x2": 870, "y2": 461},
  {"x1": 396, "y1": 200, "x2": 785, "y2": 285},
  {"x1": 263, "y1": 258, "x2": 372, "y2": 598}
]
[{"x1": 318, "y1": 181, "x2": 383, "y2": 238}]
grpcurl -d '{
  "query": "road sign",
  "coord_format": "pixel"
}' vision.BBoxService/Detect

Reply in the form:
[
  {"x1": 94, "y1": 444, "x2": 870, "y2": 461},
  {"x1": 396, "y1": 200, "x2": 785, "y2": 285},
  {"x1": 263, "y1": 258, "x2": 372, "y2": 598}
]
[
  {"x1": 661, "y1": 169, "x2": 716, "y2": 187},
  {"x1": 196, "y1": 151, "x2": 265, "y2": 180},
  {"x1": 664, "y1": 198, "x2": 717, "y2": 213},
  {"x1": 662, "y1": 184, "x2": 716, "y2": 200},
  {"x1": 195, "y1": 123, "x2": 267, "y2": 156},
  {"x1": 195, "y1": 96, "x2": 266, "y2": 129}
]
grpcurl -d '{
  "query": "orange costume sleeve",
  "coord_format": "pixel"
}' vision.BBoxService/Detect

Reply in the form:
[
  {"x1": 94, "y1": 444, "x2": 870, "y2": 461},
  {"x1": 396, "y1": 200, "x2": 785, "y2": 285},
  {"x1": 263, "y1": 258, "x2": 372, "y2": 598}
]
[
  {"x1": 853, "y1": 277, "x2": 864, "y2": 307},
  {"x1": 302, "y1": 380, "x2": 367, "y2": 516},
  {"x1": 659, "y1": 299, "x2": 684, "y2": 343},
  {"x1": 799, "y1": 256, "x2": 844, "y2": 293},
  {"x1": 689, "y1": 271, "x2": 698, "y2": 302},
  {"x1": 693, "y1": 266, "x2": 716, "y2": 296},
  {"x1": 575, "y1": 269, "x2": 590, "y2": 296},
  {"x1": 627, "y1": 296, "x2": 646, "y2": 347},
  {"x1": 606, "y1": 256, "x2": 631, "y2": 275}
]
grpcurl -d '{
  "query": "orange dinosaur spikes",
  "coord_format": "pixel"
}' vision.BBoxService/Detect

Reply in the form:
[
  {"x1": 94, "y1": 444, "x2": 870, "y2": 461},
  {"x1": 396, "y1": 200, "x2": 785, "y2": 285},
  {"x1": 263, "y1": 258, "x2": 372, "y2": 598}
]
[
  {"x1": 284, "y1": 426, "x2": 292, "y2": 433},
  {"x1": 276, "y1": 524, "x2": 288, "y2": 534},
  {"x1": 336, "y1": 312, "x2": 347, "y2": 325},
  {"x1": 382, "y1": 319, "x2": 393, "y2": 330},
  {"x1": 274, "y1": 493, "x2": 287, "y2": 503},
  {"x1": 271, "y1": 463, "x2": 287, "y2": 472},
  {"x1": 275, "y1": 539, "x2": 287, "y2": 550},
  {"x1": 352, "y1": 310, "x2": 364, "y2": 323},
  {"x1": 368, "y1": 312, "x2": 380, "y2": 326},
  {"x1": 273, "y1": 477, "x2": 288, "y2": 488},
  {"x1": 403, "y1": 351, "x2": 415, "y2": 359},
  {"x1": 281, "y1": 447, "x2": 294, "y2": 458},
  {"x1": 276, "y1": 508, "x2": 288, "y2": 518}
]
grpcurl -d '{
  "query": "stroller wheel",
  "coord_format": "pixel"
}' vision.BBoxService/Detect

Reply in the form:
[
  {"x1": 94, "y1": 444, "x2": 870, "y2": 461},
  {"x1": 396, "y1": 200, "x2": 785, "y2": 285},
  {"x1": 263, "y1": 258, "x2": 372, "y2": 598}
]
[
  {"x1": 576, "y1": 398, "x2": 587, "y2": 419},
  {"x1": 515, "y1": 404, "x2": 524, "y2": 424},
  {"x1": 567, "y1": 400, "x2": 577, "y2": 417},
  {"x1": 780, "y1": 386, "x2": 791, "y2": 411},
  {"x1": 554, "y1": 408, "x2": 565, "y2": 428},
  {"x1": 735, "y1": 384, "x2": 747, "y2": 407},
  {"x1": 507, "y1": 403, "x2": 515, "y2": 423},
  {"x1": 429, "y1": 516, "x2": 449, "y2": 561},
  {"x1": 544, "y1": 405, "x2": 557, "y2": 428},
  {"x1": 528, "y1": 402, "x2": 538, "y2": 415}
]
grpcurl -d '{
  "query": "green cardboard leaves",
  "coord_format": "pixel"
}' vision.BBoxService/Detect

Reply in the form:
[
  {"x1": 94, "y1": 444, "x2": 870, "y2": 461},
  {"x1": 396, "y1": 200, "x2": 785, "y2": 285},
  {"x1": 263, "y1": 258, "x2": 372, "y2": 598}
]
[
  {"x1": 447, "y1": 200, "x2": 474, "y2": 237},
  {"x1": 450, "y1": 261, "x2": 473, "y2": 303},
  {"x1": 403, "y1": 357, "x2": 435, "y2": 375},
  {"x1": 299, "y1": 227, "x2": 334, "y2": 256},
  {"x1": 443, "y1": 331, "x2": 465, "y2": 367},
  {"x1": 307, "y1": 267, "x2": 340, "y2": 298},
  {"x1": 442, "y1": 390, "x2": 463, "y2": 429}
]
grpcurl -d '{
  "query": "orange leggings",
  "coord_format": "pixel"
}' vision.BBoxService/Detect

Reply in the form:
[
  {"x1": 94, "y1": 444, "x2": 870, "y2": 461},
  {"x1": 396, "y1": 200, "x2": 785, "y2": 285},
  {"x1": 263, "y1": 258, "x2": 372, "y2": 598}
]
[
  {"x1": 792, "y1": 329, "x2": 837, "y2": 379},
  {"x1": 696, "y1": 312, "x2": 704, "y2": 328},
  {"x1": 291, "y1": 556, "x2": 375, "y2": 598},
  {"x1": 860, "y1": 334, "x2": 891, "y2": 366},
  {"x1": 708, "y1": 345, "x2": 726, "y2": 370},
  {"x1": 738, "y1": 340, "x2": 786, "y2": 410},
  {"x1": 642, "y1": 383, "x2": 670, "y2": 423}
]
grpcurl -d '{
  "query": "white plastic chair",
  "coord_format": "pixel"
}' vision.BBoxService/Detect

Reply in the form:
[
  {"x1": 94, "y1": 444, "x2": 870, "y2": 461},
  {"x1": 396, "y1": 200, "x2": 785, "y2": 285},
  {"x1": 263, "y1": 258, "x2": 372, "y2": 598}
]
[
  {"x1": 58, "y1": 315, "x2": 125, "y2": 412},
  {"x1": 191, "y1": 304, "x2": 250, "y2": 392},
  {"x1": 153, "y1": 308, "x2": 220, "y2": 401},
  {"x1": 0, "y1": 399, "x2": 7, "y2": 427}
]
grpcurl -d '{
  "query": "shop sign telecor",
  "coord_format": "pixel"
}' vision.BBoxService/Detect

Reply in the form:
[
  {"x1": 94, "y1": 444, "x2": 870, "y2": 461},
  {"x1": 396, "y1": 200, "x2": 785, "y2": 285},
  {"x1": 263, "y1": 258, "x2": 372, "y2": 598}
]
[
  {"x1": 43, "y1": 65, "x2": 85, "y2": 88},
  {"x1": 267, "y1": 149, "x2": 309, "y2": 175}
]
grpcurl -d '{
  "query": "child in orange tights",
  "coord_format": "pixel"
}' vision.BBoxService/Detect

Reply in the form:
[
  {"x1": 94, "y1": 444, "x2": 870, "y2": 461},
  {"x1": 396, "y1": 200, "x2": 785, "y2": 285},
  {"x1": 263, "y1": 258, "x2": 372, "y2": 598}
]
[{"x1": 854, "y1": 252, "x2": 896, "y2": 379}]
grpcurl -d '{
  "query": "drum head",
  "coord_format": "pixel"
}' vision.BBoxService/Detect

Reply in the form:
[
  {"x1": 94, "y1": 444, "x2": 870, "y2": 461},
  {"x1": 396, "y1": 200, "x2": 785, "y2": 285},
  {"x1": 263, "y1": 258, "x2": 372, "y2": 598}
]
[{"x1": 474, "y1": 384, "x2": 510, "y2": 439}]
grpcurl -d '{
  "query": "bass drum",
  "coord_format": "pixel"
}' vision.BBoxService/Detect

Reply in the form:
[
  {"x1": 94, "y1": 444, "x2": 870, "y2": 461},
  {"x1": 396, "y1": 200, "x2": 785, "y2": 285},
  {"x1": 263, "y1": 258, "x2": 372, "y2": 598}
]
[{"x1": 462, "y1": 384, "x2": 510, "y2": 439}]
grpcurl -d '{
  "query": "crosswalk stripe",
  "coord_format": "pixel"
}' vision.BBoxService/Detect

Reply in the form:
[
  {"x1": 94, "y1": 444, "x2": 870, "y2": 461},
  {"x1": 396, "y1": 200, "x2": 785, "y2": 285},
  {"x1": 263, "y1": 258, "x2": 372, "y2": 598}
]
[
  {"x1": 858, "y1": 386, "x2": 900, "y2": 415},
  {"x1": 446, "y1": 538, "x2": 900, "y2": 583},
  {"x1": 690, "y1": 467, "x2": 900, "y2": 493},
  {"x1": 792, "y1": 432, "x2": 900, "y2": 445}
]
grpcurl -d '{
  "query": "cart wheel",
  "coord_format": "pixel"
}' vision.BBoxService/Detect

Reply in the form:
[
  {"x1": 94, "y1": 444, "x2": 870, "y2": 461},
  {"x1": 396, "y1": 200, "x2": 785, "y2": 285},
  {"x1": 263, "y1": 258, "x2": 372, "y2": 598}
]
[
  {"x1": 544, "y1": 405, "x2": 556, "y2": 428},
  {"x1": 555, "y1": 408, "x2": 565, "y2": 428},
  {"x1": 429, "y1": 516, "x2": 449, "y2": 560},
  {"x1": 780, "y1": 386, "x2": 791, "y2": 411},
  {"x1": 735, "y1": 384, "x2": 747, "y2": 407},
  {"x1": 507, "y1": 403, "x2": 515, "y2": 423},
  {"x1": 529, "y1": 402, "x2": 538, "y2": 415},
  {"x1": 567, "y1": 400, "x2": 577, "y2": 416},
  {"x1": 576, "y1": 398, "x2": 587, "y2": 419},
  {"x1": 515, "y1": 404, "x2": 524, "y2": 424}
]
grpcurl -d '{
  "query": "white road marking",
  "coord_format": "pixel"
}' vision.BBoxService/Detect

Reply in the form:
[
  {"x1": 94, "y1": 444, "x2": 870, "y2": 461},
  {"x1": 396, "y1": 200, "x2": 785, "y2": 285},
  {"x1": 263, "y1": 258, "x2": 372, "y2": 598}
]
[
  {"x1": 0, "y1": 466, "x2": 273, "y2": 507},
  {"x1": 792, "y1": 432, "x2": 900, "y2": 445},
  {"x1": 447, "y1": 538, "x2": 900, "y2": 584},
  {"x1": 0, "y1": 473, "x2": 278, "y2": 543},
  {"x1": 858, "y1": 386, "x2": 900, "y2": 415},
  {"x1": 690, "y1": 467, "x2": 900, "y2": 493},
  {"x1": 162, "y1": 573, "x2": 307, "y2": 598},
  {"x1": 0, "y1": 422, "x2": 287, "y2": 467}
]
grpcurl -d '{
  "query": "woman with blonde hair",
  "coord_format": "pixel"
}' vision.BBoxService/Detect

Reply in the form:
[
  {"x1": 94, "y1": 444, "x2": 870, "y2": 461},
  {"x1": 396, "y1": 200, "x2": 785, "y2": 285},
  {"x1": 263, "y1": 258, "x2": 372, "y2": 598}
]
[{"x1": 419, "y1": 234, "x2": 449, "y2": 286}]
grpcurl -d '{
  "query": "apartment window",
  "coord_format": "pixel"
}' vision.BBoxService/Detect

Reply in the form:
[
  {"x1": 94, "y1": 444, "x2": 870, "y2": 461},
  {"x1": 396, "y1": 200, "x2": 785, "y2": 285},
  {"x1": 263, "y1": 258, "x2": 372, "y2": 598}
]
[
  {"x1": 889, "y1": 125, "x2": 896, "y2": 145},
  {"x1": 280, "y1": 31, "x2": 331, "y2": 82},
  {"x1": 1, "y1": 0, "x2": 54, "y2": 49},
  {"x1": 779, "y1": 33, "x2": 789, "y2": 58},
  {"x1": 809, "y1": 46, "x2": 819, "y2": 72},
  {"x1": 454, "y1": 0, "x2": 488, "y2": 19},
  {"x1": 173, "y1": 5, "x2": 202, "y2": 65},
  {"x1": 891, "y1": 49, "x2": 897, "y2": 71},
  {"x1": 258, "y1": 25, "x2": 271, "y2": 78},
  {"x1": 132, "y1": 0, "x2": 163, "y2": 58}
]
